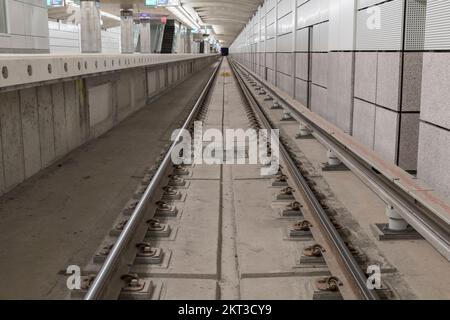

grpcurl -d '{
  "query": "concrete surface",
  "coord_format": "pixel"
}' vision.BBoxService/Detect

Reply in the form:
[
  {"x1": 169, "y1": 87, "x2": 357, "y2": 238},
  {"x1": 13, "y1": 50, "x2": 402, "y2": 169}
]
[
  {"x1": 374, "y1": 107, "x2": 399, "y2": 164},
  {"x1": 311, "y1": 52, "x2": 328, "y2": 88},
  {"x1": 421, "y1": 54, "x2": 450, "y2": 130},
  {"x1": 376, "y1": 52, "x2": 401, "y2": 111},
  {"x1": 354, "y1": 52, "x2": 377, "y2": 103},
  {"x1": 326, "y1": 52, "x2": 354, "y2": 133},
  {"x1": 352, "y1": 98, "x2": 376, "y2": 149},
  {"x1": 417, "y1": 122, "x2": 450, "y2": 201}
]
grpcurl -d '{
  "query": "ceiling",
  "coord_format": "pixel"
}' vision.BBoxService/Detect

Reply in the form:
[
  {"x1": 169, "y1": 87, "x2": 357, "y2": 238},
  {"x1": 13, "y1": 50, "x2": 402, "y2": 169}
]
[
  {"x1": 53, "y1": 0, "x2": 262, "y2": 47},
  {"x1": 181, "y1": 0, "x2": 263, "y2": 46}
]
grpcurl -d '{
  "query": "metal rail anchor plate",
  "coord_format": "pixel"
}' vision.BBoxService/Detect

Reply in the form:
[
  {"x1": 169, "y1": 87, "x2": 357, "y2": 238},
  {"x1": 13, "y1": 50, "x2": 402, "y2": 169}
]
[
  {"x1": 173, "y1": 165, "x2": 190, "y2": 176},
  {"x1": 135, "y1": 242, "x2": 164, "y2": 265},
  {"x1": 70, "y1": 274, "x2": 97, "y2": 299},
  {"x1": 119, "y1": 274, "x2": 154, "y2": 300},
  {"x1": 313, "y1": 276, "x2": 343, "y2": 300},
  {"x1": 146, "y1": 218, "x2": 171, "y2": 238},
  {"x1": 121, "y1": 199, "x2": 140, "y2": 216},
  {"x1": 155, "y1": 200, "x2": 179, "y2": 217},
  {"x1": 299, "y1": 244, "x2": 326, "y2": 267},
  {"x1": 280, "y1": 201, "x2": 304, "y2": 218},
  {"x1": 110, "y1": 218, "x2": 129, "y2": 237},
  {"x1": 275, "y1": 187, "x2": 296, "y2": 201},
  {"x1": 133, "y1": 183, "x2": 149, "y2": 199},
  {"x1": 94, "y1": 244, "x2": 115, "y2": 264},
  {"x1": 168, "y1": 174, "x2": 187, "y2": 187},
  {"x1": 272, "y1": 174, "x2": 288, "y2": 187},
  {"x1": 161, "y1": 186, "x2": 183, "y2": 201},
  {"x1": 289, "y1": 220, "x2": 313, "y2": 239}
]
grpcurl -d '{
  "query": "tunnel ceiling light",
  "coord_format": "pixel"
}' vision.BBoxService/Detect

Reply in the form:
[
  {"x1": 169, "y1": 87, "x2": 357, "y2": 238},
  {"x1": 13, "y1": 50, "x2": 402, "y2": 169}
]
[
  {"x1": 166, "y1": 5, "x2": 201, "y2": 30},
  {"x1": 100, "y1": 11, "x2": 121, "y2": 22}
]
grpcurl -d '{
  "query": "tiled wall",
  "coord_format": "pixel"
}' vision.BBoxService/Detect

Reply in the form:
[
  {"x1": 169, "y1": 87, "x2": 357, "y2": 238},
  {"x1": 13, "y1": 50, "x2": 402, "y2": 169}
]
[
  {"x1": 48, "y1": 21, "x2": 121, "y2": 53},
  {"x1": 0, "y1": 0, "x2": 49, "y2": 53},
  {"x1": 417, "y1": 0, "x2": 450, "y2": 200},
  {"x1": 230, "y1": 0, "x2": 426, "y2": 173},
  {"x1": 352, "y1": 0, "x2": 425, "y2": 171}
]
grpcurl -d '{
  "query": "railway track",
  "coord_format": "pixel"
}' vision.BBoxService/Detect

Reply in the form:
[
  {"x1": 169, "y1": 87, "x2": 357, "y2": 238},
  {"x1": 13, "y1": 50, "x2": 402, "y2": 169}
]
[{"x1": 69, "y1": 57, "x2": 412, "y2": 300}]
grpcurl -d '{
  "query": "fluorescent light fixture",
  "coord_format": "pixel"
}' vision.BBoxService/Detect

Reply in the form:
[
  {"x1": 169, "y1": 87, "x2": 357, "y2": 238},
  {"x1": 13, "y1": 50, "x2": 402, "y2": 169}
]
[
  {"x1": 100, "y1": 11, "x2": 121, "y2": 22},
  {"x1": 64, "y1": 1, "x2": 121, "y2": 22},
  {"x1": 166, "y1": 5, "x2": 201, "y2": 30}
]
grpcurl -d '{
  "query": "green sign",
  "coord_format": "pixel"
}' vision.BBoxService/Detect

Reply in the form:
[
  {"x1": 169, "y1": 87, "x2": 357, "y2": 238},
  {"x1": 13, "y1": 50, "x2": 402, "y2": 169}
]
[
  {"x1": 47, "y1": 0, "x2": 64, "y2": 6},
  {"x1": 145, "y1": 0, "x2": 157, "y2": 6}
]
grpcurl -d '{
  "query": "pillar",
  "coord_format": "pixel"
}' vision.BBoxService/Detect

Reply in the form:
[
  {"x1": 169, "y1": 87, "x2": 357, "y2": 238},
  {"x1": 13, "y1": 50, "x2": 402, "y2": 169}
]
[
  {"x1": 386, "y1": 206, "x2": 408, "y2": 231},
  {"x1": 326, "y1": 150, "x2": 339, "y2": 166},
  {"x1": 120, "y1": 9, "x2": 134, "y2": 54},
  {"x1": 297, "y1": 123, "x2": 312, "y2": 138},
  {"x1": 185, "y1": 29, "x2": 192, "y2": 53},
  {"x1": 80, "y1": 0, "x2": 102, "y2": 53},
  {"x1": 139, "y1": 19, "x2": 151, "y2": 54}
]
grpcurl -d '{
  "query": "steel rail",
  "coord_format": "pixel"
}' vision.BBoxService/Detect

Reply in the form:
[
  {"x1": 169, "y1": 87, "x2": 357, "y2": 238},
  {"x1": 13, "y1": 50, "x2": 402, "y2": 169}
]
[
  {"x1": 231, "y1": 59, "x2": 450, "y2": 261},
  {"x1": 229, "y1": 59, "x2": 379, "y2": 300},
  {"x1": 84, "y1": 57, "x2": 223, "y2": 300}
]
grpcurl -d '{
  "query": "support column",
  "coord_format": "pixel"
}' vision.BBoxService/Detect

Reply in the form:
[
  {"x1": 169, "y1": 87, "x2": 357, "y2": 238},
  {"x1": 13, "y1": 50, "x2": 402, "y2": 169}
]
[
  {"x1": 271, "y1": 100, "x2": 282, "y2": 109},
  {"x1": 295, "y1": 123, "x2": 313, "y2": 139},
  {"x1": 386, "y1": 206, "x2": 408, "y2": 231},
  {"x1": 280, "y1": 109, "x2": 295, "y2": 121},
  {"x1": 80, "y1": 0, "x2": 102, "y2": 53},
  {"x1": 120, "y1": 9, "x2": 134, "y2": 54},
  {"x1": 322, "y1": 149, "x2": 349, "y2": 171},
  {"x1": 139, "y1": 18, "x2": 151, "y2": 54},
  {"x1": 185, "y1": 29, "x2": 192, "y2": 53},
  {"x1": 370, "y1": 205, "x2": 421, "y2": 240}
]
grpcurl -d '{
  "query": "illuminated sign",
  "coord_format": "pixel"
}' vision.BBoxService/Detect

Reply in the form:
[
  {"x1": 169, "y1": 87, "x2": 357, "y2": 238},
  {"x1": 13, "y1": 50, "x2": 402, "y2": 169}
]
[
  {"x1": 158, "y1": 0, "x2": 180, "y2": 6},
  {"x1": 47, "y1": 0, "x2": 64, "y2": 6},
  {"x1": 146, "y1": 0, "x2": 179, "y2": 7},
  {"x1": 139, "y1": 13, "x2": 151, "y2": 19},
  {"x1": 145, "y1": 0, "x2": 157, "y2": 6}
]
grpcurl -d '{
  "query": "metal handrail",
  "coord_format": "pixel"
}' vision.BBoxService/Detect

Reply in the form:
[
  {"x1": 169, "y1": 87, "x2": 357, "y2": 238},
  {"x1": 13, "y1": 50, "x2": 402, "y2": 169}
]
[{"x1": 84, "y1": 57, "x2": 222, "y2": 299}]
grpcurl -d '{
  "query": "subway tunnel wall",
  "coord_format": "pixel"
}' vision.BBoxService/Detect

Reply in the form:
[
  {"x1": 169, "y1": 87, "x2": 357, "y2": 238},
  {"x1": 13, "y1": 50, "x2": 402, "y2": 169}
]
[{"x1": 229, "y1": 0, "x2": 450, "y2": 200}]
